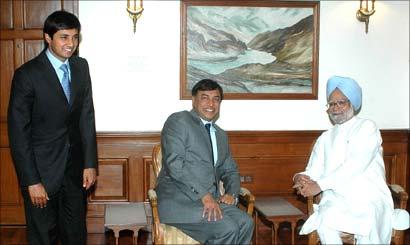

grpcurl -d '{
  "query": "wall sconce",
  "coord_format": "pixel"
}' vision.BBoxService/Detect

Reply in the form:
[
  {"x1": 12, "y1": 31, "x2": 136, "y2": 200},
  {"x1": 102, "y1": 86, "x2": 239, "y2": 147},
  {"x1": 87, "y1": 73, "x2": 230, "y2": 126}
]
[
  {"x1": 356, "y1": 0, "x2": 375, "y2": 34},
  {"x1": 127, "y1": 0, "x2": 144, "y2": 33}
]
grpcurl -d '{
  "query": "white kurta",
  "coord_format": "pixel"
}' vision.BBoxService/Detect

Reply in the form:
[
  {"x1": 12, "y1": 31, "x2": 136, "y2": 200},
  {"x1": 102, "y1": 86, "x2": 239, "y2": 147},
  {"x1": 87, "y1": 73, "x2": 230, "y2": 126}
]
[{"x1": 299, "y1": 116, "x2": 394, "y2": 244}]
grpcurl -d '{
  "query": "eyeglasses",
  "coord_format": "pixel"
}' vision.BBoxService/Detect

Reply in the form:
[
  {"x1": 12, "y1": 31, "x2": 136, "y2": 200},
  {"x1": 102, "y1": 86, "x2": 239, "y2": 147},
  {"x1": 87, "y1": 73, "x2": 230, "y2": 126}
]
[{"x1": 326, "y1": 99, "x2": 349, "y2": 109}]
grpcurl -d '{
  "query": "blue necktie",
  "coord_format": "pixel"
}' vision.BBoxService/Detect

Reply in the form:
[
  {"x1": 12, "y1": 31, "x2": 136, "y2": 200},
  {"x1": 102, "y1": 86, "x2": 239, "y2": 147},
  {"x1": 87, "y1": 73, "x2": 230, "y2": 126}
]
[{"x1": 60, "y1": 64, "x2": 71, "y2": 103}]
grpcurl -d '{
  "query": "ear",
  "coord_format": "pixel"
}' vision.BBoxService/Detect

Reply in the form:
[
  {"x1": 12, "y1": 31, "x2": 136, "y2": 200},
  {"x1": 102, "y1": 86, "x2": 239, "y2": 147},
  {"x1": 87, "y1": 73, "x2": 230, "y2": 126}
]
[
  {"x1": 44, "y1": 33, "x2": 52, "y2": 45},
  {"x1": 191, "y1": 96, "x2": 195, "y2": 107}
]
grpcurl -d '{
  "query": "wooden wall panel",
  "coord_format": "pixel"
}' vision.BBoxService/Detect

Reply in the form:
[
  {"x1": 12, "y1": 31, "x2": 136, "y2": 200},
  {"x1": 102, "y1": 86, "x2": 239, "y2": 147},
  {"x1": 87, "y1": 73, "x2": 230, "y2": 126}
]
[
  {"x1": 0, "y1": 40, "x2": 14, "y2": 121},
  {"x1": 23, "y1": 1, "x2": 61, "y2": 29},
  {"x1": 0, "y1": 149, "x2": 20, "y2": 205},
  {"x1": 82, "y1": 130, "x2": 409, "y2": 233},
  {"x1": 0, "y1": 129, "x2": 408, "y2": 230},
  {"x1": 0, "y1": 1, "x2": 13, "y2": 29},
  {"x1": 236, "y1": 156, "x2": 309, "y2": 196},
  {"x1": 91, "y1": 159, "x2": 128, "y2": 201},
  {"x1": 24, "y1": 40, "x2": 44, "y2": 62},
  {"x1": 0, "y1": 148, "x2": 25, "y2": 224}
]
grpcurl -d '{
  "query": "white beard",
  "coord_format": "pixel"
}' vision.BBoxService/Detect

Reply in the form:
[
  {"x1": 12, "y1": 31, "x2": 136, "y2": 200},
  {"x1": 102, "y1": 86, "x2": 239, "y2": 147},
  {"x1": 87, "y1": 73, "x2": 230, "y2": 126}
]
[{"x1": 329, "y1": 106, "x2": 354, "y2": 125}]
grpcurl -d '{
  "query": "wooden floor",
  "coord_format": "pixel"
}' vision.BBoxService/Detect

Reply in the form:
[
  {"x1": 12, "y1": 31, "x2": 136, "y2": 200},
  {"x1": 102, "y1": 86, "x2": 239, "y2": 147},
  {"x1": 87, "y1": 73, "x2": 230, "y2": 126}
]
[
  {"x1": 1, "y1": 225, "x2": 409, "y2": 245},
  {"x1": 1, "y1": 225, "x2": 305, "y2": 245},
  {"x1": 0, "y1": 226, "x2": 151, "y2": 245}
]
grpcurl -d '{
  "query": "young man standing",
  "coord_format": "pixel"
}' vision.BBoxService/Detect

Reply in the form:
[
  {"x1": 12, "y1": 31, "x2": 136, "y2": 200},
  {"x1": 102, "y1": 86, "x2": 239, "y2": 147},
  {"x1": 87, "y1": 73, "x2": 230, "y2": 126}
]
[{"x1": 8, "y1": 10, "x2": 97, "y2": 245}]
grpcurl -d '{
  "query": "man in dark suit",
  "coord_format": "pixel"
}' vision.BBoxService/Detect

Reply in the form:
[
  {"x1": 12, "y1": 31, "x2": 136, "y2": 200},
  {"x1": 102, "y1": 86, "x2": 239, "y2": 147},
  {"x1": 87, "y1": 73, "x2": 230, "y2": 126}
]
[
  {"x1": 8, "y1": 10, "x2": 97, "y2": 245},
  {"x1": 156, "y1": 79, "x2": 254, "y2": 244}
]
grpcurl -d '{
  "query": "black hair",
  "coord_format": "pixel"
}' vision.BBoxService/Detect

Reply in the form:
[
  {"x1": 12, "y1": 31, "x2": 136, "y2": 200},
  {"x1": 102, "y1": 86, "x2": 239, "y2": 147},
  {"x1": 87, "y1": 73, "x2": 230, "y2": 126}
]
[
  {"x1": 191, "y1": 79, "x2": 224, "y2": 100},
  {"x1": 43, "y1": 10, "x2": 81, "y2": 42}
]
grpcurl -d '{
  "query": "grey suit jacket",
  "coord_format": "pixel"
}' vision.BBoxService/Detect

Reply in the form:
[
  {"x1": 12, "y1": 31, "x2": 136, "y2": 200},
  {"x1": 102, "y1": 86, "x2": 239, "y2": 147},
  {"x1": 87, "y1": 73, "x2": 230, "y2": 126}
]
[{"x1": 156, "y1": 110, "x2": 240, "y2": 223}]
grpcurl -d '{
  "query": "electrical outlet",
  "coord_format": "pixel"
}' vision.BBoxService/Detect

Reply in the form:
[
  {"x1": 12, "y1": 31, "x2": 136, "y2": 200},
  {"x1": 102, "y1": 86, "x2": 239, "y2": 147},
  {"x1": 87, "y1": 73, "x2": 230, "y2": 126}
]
[{"x1": 240, "y1": 175, "x2": 253, "y2": 183}]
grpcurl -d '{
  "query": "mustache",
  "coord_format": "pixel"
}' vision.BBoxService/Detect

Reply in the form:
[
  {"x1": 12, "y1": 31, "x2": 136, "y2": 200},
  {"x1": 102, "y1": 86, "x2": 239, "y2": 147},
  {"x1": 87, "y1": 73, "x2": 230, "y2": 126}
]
[{"x1": 328, "y1": 107, "x2": 354, "y2": 124}]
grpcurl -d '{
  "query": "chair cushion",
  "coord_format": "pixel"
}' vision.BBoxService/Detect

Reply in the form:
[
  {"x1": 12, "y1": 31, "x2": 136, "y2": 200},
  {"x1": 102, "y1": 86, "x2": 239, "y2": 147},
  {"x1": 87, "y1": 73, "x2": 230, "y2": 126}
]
[{"x1": 160, "y1": 224, "x2": 199, "y2": 244}]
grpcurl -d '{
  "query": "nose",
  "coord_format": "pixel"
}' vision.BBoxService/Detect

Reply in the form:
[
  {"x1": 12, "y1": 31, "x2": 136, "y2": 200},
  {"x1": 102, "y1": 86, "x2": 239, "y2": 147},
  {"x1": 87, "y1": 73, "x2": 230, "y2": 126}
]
[
  {"x1": 207, "y1": 99, "x2": 214, "y2": 107},
  {"x1": 67, "y1": 37, "x2": 77, "y2": 47}
]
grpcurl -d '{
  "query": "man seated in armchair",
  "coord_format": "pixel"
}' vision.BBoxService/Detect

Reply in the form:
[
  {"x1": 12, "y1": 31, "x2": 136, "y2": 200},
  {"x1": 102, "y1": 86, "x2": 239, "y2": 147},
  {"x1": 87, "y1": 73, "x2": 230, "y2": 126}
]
[
  {"x1": 155, "y1": 79, "x2": 254, "y2": 244},
  {"x1": 293, "y1": 76, "x2": 409, "y2": 244}
]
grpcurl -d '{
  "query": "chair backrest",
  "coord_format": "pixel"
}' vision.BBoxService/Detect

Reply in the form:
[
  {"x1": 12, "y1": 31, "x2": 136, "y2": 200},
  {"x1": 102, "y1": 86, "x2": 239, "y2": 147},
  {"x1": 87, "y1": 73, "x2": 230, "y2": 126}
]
[
  {"x1": 152, "y1": 144, "x2": 162, "y2": 178},
  {"x1": 149, "y1": 144, "x2": 201, "y2": 244}
]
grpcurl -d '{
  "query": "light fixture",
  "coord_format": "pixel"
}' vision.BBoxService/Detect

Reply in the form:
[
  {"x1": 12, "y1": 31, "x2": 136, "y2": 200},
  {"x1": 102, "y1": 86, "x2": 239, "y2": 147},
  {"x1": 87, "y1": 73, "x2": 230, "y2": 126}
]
[
  {"x1": 356, "y1": 0, "x2": 375, "y2": 34},
  {"x1": 127, "y1": 0, "x2": 144, "y2": 33}
]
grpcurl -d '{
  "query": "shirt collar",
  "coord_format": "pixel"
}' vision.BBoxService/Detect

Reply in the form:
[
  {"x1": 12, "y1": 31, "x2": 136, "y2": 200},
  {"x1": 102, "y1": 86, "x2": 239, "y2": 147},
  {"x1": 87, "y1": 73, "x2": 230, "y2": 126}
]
[
  {"x1": 46, "y1": 48, "x2": 70, "y2": 71},
  {"x1": 200, "y1": 118, "x2": 216, "y2": 132},
  {"x1": 335, "y1": 116, "x2": 357, "y2": 131}
]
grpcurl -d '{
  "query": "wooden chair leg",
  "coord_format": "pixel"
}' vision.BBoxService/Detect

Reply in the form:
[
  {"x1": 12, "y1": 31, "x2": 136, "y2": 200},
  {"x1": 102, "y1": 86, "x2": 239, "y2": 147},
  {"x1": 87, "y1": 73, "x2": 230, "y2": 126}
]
[
  {"x1": 291, "y1": 221, "x2": 296, "y2": 245},
  {"x1": 254, "y1": 212, "x2": 259, "y2": 245},
  {"x1": 308, "y1": 231, "x2": 318, "y2": 245},
  {"x1": 273, "y1": 222, "x2": 279, "y2": 245},
  {"x1": 132, "y1": 228, "x2": 139, "y2": 245},
  {"x1": 113, "y1": 229, "x2": 120, "y2": 245}
]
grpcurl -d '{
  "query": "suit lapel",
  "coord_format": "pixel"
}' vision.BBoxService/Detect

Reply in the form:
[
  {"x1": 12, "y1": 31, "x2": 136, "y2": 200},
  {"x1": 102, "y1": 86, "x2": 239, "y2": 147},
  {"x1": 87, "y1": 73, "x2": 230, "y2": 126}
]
[
  {"x1": 214, "y1": 127, "x2": 223, "y2": 166},
  {"x1": 38, "y1": 52, "x2": 70, "y2": 107},
  {"x1": 189, "y1": 110, "x2": 214, "y2": 162},
  {"x1": 68, "y1": 59, "x2": 79, "y2": 108}
]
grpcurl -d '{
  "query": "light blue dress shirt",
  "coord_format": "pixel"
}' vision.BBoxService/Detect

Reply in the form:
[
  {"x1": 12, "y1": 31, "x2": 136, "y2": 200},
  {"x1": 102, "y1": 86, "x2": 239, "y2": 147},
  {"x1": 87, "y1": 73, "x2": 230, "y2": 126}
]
[
  {"x1": 200, "y1": 118, "x2": 218, "y2": 165},
  {"x1": 45, "y1": 49, "x2": 71, "y2": 86}
]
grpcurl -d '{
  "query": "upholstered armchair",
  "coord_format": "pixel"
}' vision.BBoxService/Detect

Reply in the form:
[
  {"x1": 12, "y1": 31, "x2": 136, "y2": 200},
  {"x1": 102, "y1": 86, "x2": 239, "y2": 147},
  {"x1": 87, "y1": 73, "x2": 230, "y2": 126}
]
[
  {"x1": 148, "y1": 144, "x2": 255, "y2": 244},
  {"x1": 307, "y1": 184, "x2": 409, "y2": 245}
]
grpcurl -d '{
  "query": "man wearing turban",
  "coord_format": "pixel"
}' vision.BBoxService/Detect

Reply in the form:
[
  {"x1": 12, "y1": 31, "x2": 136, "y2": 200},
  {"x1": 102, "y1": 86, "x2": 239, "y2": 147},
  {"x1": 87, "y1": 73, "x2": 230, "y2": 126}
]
[{"x1": 292, "y1": 76, "x2": 409, "y2": 244}]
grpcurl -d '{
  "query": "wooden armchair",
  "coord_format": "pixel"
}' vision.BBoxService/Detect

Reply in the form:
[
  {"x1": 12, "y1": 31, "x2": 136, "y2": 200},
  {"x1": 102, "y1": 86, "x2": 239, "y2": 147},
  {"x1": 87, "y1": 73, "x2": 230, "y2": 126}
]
[
  {"x1": 148, "y1": 144, "x2": 255, "y2": 244},
  {"x1": 307, "y1": 184, "x2": 408, "y2": 245}
]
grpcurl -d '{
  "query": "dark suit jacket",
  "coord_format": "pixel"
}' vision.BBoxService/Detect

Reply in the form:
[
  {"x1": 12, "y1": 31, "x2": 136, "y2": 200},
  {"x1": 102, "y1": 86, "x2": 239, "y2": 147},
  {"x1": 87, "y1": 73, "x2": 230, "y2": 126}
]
[
  {"x1": 156, "y1": 110, "x2": 240, "y2": 223},
  {"x1": 8, "y1": 50, "x2": 98, "y2": 195}
]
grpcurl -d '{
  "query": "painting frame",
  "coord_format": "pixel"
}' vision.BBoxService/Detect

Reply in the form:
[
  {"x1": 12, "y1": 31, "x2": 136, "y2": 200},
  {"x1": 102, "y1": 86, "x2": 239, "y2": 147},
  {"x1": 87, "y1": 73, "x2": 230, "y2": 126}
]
[{"x1": 180, "y1": 0, "x2": 320, "y2": 100}]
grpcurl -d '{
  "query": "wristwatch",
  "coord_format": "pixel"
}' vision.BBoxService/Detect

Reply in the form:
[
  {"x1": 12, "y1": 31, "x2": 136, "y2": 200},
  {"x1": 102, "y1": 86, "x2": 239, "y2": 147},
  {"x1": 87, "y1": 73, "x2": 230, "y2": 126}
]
[{"x1": 231, "y1": 193, "x2": 239, "y2": 205}]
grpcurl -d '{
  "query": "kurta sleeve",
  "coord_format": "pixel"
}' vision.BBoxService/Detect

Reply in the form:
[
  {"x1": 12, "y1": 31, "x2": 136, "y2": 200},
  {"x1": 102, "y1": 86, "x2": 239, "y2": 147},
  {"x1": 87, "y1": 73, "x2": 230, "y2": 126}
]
[{"x1": 300, "y1": 135, "x2": 326, "y2": 181}]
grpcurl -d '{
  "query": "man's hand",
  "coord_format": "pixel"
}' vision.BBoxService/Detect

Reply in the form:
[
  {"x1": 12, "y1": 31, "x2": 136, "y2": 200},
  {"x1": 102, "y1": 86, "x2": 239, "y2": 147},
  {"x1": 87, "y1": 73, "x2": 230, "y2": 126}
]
[
  {"x1": 83, "y1": 168, "x2": 97, "y2": 190},
  {"x1": 219, "y1": 194, "x2": 236, "y2": 205},
  {"x1": 28, "y1": 183, "x2": 49, "y2": 208},
  {"x1": 298, "y1": 180, "x2": 322, "y2": 197},
  {"x1": 201, "y1": 193, "x2": 223, "y2": 222},
  {"x1": 293, "y1": 174, "x2": 312, "y2": 188},
  {"x1": 293, "y1": 174, "x2": 313, "y2": 194}
]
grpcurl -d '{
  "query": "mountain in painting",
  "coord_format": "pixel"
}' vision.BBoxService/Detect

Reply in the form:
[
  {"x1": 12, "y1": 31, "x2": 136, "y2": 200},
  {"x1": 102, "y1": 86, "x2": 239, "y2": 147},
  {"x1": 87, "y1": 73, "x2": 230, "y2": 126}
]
[{"x1": 248, "y1": 15, "x2": 313, "y2": 65}]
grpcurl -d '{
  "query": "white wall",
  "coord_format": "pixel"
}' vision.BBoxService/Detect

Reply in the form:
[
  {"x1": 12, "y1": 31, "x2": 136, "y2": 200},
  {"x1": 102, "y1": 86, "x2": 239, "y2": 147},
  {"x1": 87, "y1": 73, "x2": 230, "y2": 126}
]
[{"x1": 79, "y1": 1, "x2": 409, "y2": 131}]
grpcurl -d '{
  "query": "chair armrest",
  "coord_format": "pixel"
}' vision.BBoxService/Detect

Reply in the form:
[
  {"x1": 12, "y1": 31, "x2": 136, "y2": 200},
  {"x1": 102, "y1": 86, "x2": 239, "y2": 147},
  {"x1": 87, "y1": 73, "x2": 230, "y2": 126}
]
[
  {"x1": 307, "y1": 196, "x2": 314, "y2": 215},
  {"x1": 307, "y1": 193, "x2": 322, "y2": 215},
  {"x1": 148, "y1": 189, "x2": 159, "y2": 224},
  {"x1": 389, "y1": 184, "x2": 409, "y2": 209},
  {"x1": 148, "y1": 189, "x2": 165, "y2": 244},
  {"x1": 239, "y1": 187, "x2": 255, "y2": 216}
]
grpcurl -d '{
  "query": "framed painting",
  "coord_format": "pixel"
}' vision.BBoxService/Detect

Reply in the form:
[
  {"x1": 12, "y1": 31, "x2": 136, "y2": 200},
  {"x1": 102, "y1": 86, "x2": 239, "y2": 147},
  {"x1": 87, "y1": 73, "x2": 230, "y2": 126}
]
[{"x1": 180, "y1": 0, "x2": 320, "y2": 100}]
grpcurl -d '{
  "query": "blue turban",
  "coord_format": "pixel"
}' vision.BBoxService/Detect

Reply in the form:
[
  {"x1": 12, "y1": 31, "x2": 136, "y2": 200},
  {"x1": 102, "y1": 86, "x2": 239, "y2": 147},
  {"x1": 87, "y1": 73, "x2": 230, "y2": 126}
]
[{"x1": 326, "y1": 76, "x2": 362, "y2": 111}]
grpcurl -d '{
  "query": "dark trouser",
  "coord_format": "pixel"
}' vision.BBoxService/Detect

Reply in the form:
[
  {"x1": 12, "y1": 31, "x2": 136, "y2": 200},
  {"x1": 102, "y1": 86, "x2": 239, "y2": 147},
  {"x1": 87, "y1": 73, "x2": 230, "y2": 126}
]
[
  {"x1": 22, "y1": 176, "x2": 87, "y2": 245},
  {"x1": 169, "y1": 204, "x2": 254, "y2": 245}
]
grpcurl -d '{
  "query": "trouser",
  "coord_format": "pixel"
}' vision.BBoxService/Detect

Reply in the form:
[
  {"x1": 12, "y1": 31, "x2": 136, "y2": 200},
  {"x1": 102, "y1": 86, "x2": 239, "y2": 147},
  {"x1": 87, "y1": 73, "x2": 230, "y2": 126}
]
[
  {"x1": 22, "y1": 175, "x2": 87, "y2": 245},
  {"x1": 317, "y1": 224, "x2": 375, "y2": 245},
  {"x1": 169, "y1": 204, "x2": 254, "y2": 245},
  {"x1": 317, "y1": 224, "x2": 343, "y2": 244}
]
